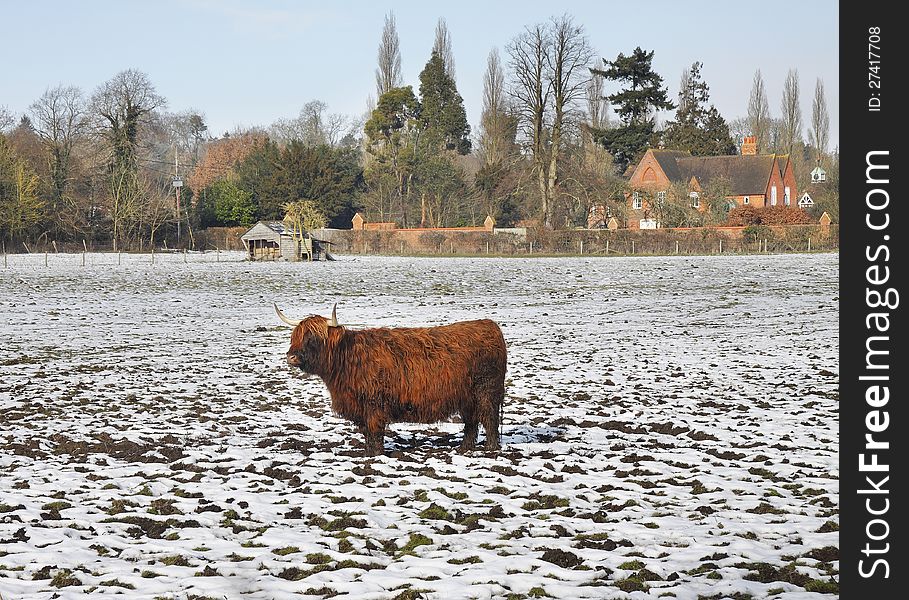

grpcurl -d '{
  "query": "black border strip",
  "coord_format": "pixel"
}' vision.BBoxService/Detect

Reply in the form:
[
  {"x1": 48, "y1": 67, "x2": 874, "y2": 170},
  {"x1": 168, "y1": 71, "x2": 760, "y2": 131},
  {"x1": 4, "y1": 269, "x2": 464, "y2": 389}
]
[{"x1": 840, "y1": 3, "x2": 905, "y2": 596}]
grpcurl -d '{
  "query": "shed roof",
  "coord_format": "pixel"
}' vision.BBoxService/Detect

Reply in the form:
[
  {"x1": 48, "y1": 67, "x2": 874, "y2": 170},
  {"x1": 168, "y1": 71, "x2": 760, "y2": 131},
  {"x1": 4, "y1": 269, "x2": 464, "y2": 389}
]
[{"x1": 241, "y1": 221, "x2": 303, "y2": 241}]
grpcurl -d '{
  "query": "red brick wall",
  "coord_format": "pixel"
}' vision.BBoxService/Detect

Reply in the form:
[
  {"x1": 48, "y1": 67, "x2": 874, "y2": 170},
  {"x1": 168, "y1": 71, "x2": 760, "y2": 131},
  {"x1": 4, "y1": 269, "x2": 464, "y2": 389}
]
[
  {"x1": 765, "y1": 157, "x2": 798, "y2": 209},
  {"x1": 626, "y1": 150, "x2": 673, "y2": 227}
]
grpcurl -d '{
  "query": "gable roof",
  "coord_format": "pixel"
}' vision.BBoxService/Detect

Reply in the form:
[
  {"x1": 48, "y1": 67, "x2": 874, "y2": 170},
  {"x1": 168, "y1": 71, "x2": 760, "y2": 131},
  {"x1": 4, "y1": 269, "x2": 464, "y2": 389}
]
[
  {"x1": 674, "y1": 155, "x2": 776, "y2": 196},
  {"x1": 649, "y1": 150, "x2": 691, "y2": 182},
  {"x1": 241, "y1": 221, "x2": 303, "y2": 241}
]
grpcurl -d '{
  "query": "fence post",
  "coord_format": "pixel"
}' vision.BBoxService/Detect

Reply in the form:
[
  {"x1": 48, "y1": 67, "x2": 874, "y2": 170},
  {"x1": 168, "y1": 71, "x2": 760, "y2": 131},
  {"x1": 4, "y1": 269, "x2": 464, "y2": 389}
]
[
  {"x1": 450, "y1": 242, "x2": 454, "y2": 254},
  {"x1": 184, "y1": 248, "x2": 187, "y2": 263},
  {"x1": 401, "y1": 241, "x2": 404, "y2": 254},
  {"x1": 118, "y1": 251, "x2": 122, "y2": 266},
  {"x1": 719, "y1": 239, "x2": 723, "y2": 254},
  {"x1": 675, "y1": 240, "x2": 679, "y2": 254},
  {"x1": 579, "y1": 240, "x2": 584, "y2": 254},
  {"x1": 530, "y1": 241, "x2": 534, "y2": 254},
  {"x1": 631, "y1": 240, "x2": 635, "y2": 254},
  {"x1": 2, "y1": 242, "x2": 6, "y2": 268},
  {"x1": 152, "y1": 247, "x2": 155, "y2": 265},
  {"x1": 606, "y1": 239, "x2": 609, "y2": 255},
  {"x1": 52, "y1": 240, "x2": 58, "y2": 253},
  {"x1": 808, "y1": 238, "x2": 811, "y2": 252},
  {"x1": 486, "y1": 241, "x2": 489, "y2": 254},
  {"x1": 45, "y1": 251, "x2": 48, "y2": 267},
  {"x1": 217, "y1": 248, "x2": 220, "y2": 262}
]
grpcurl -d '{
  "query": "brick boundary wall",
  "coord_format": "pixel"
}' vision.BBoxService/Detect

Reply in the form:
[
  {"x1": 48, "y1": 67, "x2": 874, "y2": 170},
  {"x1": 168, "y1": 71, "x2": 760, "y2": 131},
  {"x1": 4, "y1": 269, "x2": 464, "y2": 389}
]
[{"x1": 312, "y1": 224, "x2": 839, "y2": 256}]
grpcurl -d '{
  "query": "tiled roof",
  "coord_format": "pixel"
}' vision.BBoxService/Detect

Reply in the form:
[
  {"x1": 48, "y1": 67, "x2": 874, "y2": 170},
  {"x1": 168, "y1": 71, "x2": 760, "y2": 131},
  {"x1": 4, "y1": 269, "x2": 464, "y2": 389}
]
[
  {"x1": 650, "y1": 150, "x2": 692, "y2": 182},
  {"x1": 674, "y1": 155, "x2": 776, "y2": 196}
]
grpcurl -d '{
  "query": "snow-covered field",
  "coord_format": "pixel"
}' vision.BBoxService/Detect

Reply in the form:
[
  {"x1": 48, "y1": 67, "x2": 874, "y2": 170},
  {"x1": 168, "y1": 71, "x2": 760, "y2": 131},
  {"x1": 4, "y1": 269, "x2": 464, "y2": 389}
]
[{"x1": 0, "y1": 252, "x2": 839, "y2": 600}]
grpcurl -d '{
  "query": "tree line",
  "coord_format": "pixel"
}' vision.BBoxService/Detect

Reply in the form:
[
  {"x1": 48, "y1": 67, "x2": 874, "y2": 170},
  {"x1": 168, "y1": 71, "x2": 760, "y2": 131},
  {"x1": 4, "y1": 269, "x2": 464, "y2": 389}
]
[{"x1": 0, "y1": 12, "x2": 836, "y2": 249}]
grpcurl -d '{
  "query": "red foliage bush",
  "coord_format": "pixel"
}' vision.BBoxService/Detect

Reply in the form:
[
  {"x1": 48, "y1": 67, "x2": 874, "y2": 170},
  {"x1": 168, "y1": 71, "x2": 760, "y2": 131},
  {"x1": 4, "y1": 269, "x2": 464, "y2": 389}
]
[{"x1": 726, "y1": 205, "x2": 812, "y2": 226}]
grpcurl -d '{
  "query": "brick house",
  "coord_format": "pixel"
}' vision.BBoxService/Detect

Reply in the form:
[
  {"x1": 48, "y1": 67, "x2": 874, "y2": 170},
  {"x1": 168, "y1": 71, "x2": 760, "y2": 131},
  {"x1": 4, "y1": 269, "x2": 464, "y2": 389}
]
[{"x1": 616, "y1": 136, "x2": 798, "y2": 229}]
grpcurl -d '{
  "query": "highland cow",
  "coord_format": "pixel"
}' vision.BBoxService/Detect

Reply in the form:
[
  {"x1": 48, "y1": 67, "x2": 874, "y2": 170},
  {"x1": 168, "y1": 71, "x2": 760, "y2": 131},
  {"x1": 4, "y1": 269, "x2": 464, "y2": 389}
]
[{"x1": 275, "y1": 304, "x2": 507, "y2": 456}]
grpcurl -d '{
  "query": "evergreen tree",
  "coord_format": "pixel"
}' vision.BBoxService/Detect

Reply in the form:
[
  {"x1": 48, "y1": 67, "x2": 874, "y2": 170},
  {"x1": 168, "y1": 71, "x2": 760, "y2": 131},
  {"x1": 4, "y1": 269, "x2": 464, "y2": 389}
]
[
  {"x1": 418, "y1": 50, "x2": 471, "y2": 154},
  {"x1": 594, "y1": 47, "x2": 674, "y2": 125},
  {"x1": 363, "y1": 87, "x2": 422, "y2": 227},
  {"x1": 662, "y1": 62, "x2": 735, "y2": 155},
  {"x1": 590, "y1": 47, "x2": 674, "y2": 170}
]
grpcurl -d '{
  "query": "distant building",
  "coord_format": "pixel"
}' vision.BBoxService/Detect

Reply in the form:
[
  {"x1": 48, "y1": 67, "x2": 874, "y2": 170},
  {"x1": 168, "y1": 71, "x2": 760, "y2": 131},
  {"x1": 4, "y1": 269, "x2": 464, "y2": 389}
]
[
  {"x1": 799, "y1": 191, "x2": 815, "y2": 209},
  {"x1": 810, "y1": 164, "x2": 827, "y2": 184},
  {"x1": 614, "y1": 136, "x2": 799, "y2": 229},
  {"x1": 240, "y1": 221, "x2": 331, "y2": 261}
]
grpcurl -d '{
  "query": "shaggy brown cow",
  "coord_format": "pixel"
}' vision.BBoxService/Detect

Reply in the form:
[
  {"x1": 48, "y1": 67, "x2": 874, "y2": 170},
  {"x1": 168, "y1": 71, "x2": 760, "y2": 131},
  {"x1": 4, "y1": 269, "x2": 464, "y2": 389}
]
[{"x1": 275, "y1": 304, "x2": 507, "y2": 456}]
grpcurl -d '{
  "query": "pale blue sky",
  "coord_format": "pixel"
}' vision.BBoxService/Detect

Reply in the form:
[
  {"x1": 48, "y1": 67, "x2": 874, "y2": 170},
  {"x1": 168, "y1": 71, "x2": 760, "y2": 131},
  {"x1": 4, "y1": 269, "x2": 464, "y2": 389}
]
[{"x1": 1, "y1": 0, "x2": 839, "y2": 146}]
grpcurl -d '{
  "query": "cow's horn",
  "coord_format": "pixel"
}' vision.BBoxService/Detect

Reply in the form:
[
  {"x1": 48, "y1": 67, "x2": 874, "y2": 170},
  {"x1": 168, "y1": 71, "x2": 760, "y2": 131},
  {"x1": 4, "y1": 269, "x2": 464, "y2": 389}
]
[
  {"x1": 274, "y1": 303, "x2": 301, "y2": 327},
  {"x1": 329, "y1": 303, "x2": 338, "y2": 327}
]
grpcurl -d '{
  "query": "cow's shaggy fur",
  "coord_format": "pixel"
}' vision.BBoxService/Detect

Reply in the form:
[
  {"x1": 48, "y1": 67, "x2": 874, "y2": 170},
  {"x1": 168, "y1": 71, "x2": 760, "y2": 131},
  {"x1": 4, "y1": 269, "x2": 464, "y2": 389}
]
[{"x1": 285, "y1": 316, "x2": 507, "y2": 455}]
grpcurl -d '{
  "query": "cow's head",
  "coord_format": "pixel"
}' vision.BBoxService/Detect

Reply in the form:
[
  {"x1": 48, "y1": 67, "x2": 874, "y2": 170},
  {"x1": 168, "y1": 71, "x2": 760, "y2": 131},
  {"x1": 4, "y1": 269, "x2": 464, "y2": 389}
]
[{"x1": 275, "y1": 303, "x2": 340, "y2": 376}]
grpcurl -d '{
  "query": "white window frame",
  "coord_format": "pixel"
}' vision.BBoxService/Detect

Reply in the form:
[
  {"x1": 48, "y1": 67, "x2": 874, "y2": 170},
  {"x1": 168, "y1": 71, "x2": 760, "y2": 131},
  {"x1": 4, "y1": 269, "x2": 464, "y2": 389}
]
[
  {"x1": 689, "y1": 191, "x2": 700, "y2": 208},
  {"x1": 784, "y1": 186, "x2": 791, "y2": 206},
  {"x1": 743, "y1": 196, "x2": 750, "y2": 205},
  {"x1": 632, "y1": 191, "x2": 643, "y2": 210},
  {"x1": 771, "y1": 186, "x2": 778, "y2": 206}
]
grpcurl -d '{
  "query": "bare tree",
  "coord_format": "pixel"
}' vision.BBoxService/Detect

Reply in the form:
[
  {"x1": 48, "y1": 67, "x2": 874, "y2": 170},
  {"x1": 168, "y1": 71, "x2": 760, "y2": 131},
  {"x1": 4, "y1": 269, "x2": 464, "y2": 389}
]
[
  {"x1": 809, "y1": 78, "x2": 829, "y2": 163},
  {"x1": 478, "y1": 48, "x2": 510, "y2": 166},
  {"x1": 747, "y1": 70, "x2": 771, "y2": 153},
  {"x1": 508, "y1": 23, "x2": 551, "y2": 225},
  {"x1": 508, "y1": 16, "x2": 591, "y2": 228},
  {"x1": 727, "y1": 116, "x2": 749, "y2": 152},
  {"x1": 91, "y1": 69, "x2": 165, "y2": 251},
  {"x1": 676, "y1": 65, "x2": 692, "y2": 117},
  {"x1": 780, "y1": 69, "x2": 802, "y2": 154},
  {"x1": 0, "y1": 106, "x2": 15, "y2": 133},
  {"x1": 270, "y1": 100, "x2": 354, "y2": 147},
  {"x1": 586, "y1": 65, "x2": 609, "y2": 130},
  {"x1": 163, "y1": 110, "x2": 208, "y2": 165},
  {"x1": 376, "y1": 12, "x2": 403, "y2": 99},
  {"x1": 545, "y1": 15, "x2": 593, "y2": 227},
  {"x1": 433, "y1": 18, "x2": 456, "y2": 81},
  {"x1": 29, "y1": 85, "x2": 87, "y2": 227}
]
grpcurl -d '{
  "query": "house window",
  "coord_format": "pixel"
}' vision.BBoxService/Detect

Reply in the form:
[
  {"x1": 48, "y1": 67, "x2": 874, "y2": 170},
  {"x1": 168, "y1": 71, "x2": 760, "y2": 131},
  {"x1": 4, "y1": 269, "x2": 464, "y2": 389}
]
[
  {"x1": 743, "y1": 196, "x2": 750, "y2": 205},
  {"x1": 771, "y1": 186, "x2": 777, "y2": 206},
  {"x1": 784, "y1": 187, "x2": 791, "y2": 206},
  {"x1": 689, "y1": 192, "x2": 700, "y2": 208},
  {"x1": 632, "y1": 191, "x2": 642, "y2": 210},
  {"x1": 657, "y1": 191, "x2": 667, "y2": 203}
]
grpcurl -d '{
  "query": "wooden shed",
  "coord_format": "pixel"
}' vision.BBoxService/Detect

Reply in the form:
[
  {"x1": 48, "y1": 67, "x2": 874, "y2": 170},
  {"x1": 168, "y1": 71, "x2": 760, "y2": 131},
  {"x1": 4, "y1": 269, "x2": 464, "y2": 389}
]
[{"x1": 240, "y1": 221, "x2": 332, "y2": 261}]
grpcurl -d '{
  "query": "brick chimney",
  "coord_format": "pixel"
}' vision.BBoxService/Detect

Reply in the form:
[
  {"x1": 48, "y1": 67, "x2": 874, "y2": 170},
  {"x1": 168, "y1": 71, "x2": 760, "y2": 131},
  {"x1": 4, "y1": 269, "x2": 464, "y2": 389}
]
[{"x1": 741, "y1": 135, "x2": 757, "y2": 156}]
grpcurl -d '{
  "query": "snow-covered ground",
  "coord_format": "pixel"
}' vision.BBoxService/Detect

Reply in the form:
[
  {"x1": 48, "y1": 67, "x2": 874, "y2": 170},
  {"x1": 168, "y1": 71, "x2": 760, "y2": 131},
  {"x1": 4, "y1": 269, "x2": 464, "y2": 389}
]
[{"x1": 0, "y1": 252, "x2": 839, "y2": 600}]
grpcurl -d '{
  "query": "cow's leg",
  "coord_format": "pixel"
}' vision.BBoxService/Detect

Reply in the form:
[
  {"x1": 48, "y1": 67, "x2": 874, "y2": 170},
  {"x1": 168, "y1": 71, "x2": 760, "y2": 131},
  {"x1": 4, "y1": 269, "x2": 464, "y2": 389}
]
[
  {"x1": 477, "y1": 383, "x2": 504, "y2": 451},
  {"x1": 460, "y1": 420, "x2": 478, "y2": 452},
  {"x1": 364, "y1": 418, "x2": 386, "y2": 456},
  {"x1": 481, "y1": 407, "x2": 500, "y2": 451}
]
